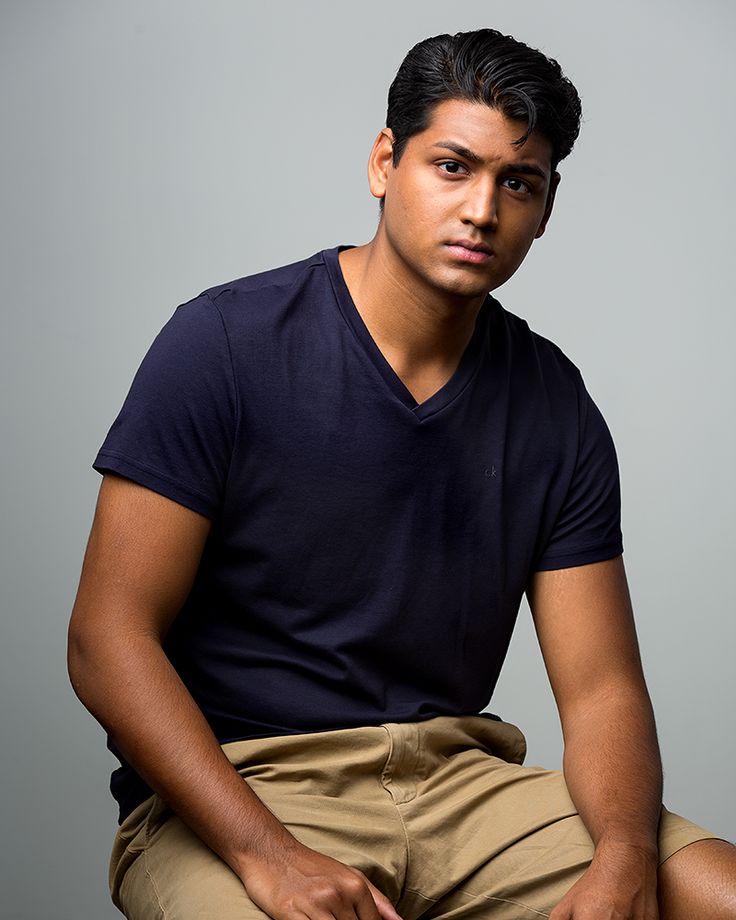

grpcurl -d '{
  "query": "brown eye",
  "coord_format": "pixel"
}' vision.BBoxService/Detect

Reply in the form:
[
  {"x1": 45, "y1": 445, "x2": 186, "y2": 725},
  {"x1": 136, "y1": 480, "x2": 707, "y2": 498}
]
[
  {"x1": 503, "y1": 177, "x2": 532, "y2": 194},
  {"x1": 438, "y1": 161, "x2": 467, "y2": 175}
]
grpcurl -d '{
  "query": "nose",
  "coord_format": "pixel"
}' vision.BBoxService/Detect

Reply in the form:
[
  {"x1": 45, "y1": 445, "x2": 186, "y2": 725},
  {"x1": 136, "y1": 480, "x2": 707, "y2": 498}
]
[{"x1": 459, "y1": 177, "x2": 498, "y2": 230}]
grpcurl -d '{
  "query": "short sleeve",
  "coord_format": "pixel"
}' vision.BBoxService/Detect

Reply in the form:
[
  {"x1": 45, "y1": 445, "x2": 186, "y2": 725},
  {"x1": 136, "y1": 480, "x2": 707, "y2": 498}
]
[
  {"x1": 92, "y1": 293, "x2": 237, "y2": 519},
  {"x1": 533, "y1": 378, "x2": 624, "y2": 571}
]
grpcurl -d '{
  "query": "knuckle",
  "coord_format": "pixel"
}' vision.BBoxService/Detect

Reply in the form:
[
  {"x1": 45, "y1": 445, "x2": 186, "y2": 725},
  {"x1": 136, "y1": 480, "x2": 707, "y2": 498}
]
[
  {"x1": 344, "y1": 873, "x2": 367, "y2": 895},
  {"x1": 315, "y1": 883, "x2": 340, "y2": 904}
]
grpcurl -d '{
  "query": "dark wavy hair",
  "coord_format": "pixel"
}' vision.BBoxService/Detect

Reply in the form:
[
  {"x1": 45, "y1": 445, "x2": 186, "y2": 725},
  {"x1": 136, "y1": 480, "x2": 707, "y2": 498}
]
[{"x1": 378, "y1": 29, "x2": 582, "y2": 213}]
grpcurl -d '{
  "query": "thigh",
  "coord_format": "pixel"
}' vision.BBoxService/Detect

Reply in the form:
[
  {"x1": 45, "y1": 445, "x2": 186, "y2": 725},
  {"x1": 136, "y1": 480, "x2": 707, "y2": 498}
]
[
  {"x1": 110, "y1": 794, "x2": 267, "y2": 920},
  {"x1": 108, "y1": 726, "x2": 406, "y2": 920},
  {"x1": 399, "y1": 716, "x2": 722, "y2": 920},
  {"x1": 423, "y1": 803, "x2": 720, "y2": 920}
]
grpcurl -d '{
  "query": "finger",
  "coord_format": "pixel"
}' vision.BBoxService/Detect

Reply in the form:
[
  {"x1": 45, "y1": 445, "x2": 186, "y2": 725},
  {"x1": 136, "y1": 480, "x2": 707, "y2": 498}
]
[
  {"x1": 547, "y1": 908, "x2": 571, "y2": 920},
  {"x1": 362, "y1": 878, "x2": 403, "y2": 920},
  {"x1": 349, "y1": 880, "x2": 384, "y2": 920},
  {"x1": 326, "y1": 876, "x2": 379, "y2": 920},
  {"x1": 300, "y1": 909, "x2": 353, "y2": 920}
]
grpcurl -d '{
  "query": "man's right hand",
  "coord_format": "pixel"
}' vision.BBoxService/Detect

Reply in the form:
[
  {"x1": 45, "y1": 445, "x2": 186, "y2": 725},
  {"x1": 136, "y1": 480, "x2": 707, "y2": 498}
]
[
  {"x1": 68, "y1": 474, "x2": 403, "y2": 920},
  {"x1": 240, "y1": 838, "x2": 403, "y2": 920}
]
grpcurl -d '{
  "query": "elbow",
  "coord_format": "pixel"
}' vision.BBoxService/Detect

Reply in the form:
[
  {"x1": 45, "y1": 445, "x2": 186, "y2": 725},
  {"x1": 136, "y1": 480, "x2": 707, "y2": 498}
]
[
  {"x1": 67, "y1": 610, "x2": 112, "y2": 708},
  {"x1": 67, "y1": 622, "x2": 93, "y2": 705}
]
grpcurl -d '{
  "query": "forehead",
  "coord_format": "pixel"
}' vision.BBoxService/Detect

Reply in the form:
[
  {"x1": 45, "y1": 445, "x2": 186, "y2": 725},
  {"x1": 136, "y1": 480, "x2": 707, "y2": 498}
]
[{"x1": 410, "y1": 98, "x2": 553, "y2": 172}]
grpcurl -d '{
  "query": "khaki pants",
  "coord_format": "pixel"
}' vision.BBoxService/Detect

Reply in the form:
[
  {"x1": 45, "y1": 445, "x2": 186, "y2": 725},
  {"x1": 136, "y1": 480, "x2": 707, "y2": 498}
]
[{"x1": 109, "y1": 715, "x2": 726, "y2": 919}]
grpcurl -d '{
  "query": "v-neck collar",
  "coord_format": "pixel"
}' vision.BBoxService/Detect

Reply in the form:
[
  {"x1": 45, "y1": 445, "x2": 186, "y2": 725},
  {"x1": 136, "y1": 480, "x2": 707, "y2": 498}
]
[{"x1": 323, "y1": 244, "x2": 492, "y2": 422}]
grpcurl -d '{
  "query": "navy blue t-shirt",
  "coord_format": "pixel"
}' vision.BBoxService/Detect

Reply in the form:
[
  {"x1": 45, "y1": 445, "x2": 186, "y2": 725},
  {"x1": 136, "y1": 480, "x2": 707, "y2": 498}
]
[{"x1": 93, "y1": 244, "x2": 624, "y2": 823}]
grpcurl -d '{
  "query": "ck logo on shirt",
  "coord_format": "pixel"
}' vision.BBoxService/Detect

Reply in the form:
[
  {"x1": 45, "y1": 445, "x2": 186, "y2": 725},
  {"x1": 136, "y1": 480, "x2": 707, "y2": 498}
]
[{"x1": 484, "y1": 465, "x2": 498, "y2": 479}]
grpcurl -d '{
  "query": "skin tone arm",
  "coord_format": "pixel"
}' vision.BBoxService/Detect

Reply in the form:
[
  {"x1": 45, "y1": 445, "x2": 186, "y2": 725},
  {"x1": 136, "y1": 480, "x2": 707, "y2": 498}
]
[
  {"x1": 527, "y1": 555, "x2": 663, "y2": 920},
  {"x1": 67, "y1": 473, "x2": 402, "y2": 920}
]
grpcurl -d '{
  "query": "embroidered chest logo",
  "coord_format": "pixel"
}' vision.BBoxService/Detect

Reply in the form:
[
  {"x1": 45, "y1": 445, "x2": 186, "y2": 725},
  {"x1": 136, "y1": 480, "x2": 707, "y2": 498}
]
[{"x1": 483, "y1": 465, "x2": 498, "y2": 479}]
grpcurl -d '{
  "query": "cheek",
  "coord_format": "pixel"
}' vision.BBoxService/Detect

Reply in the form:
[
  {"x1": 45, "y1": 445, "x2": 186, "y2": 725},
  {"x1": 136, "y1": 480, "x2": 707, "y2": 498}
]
[
  {"x1": 388, "y1": 182, "x2": 436, "y2": 241},
  {"x1": 508, "y1": 231, "x2": 538, "y2": 269},
  {"x1": 504, "y1": 208, "x2": 546, "y2": 246},
  {"x1": 396, "y1": 169, "x2": 443, "y2": 211}
]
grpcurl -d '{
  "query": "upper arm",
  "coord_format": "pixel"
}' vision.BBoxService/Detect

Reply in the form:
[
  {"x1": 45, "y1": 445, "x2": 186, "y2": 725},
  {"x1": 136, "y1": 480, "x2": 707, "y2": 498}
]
[
  {"x1": 526, "y1": 555, "x2": 648, "y2": 725},
  {"x1": 68, "y1": 473, "x2": 212, "y2": 655}
]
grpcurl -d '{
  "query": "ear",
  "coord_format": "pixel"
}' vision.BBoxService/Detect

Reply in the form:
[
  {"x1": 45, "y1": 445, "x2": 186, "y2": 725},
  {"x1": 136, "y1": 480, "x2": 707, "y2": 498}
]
[
  {"x1": 534, "y1": 171, "x2": 561, "y2": 239},
  {"x1": 367, "y1": 128, "x2": 395, "y2": 202}
]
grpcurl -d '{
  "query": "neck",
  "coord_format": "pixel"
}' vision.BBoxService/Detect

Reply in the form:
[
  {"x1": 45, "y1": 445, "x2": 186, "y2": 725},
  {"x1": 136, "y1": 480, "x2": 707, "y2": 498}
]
[{"x1": 339, "y1": 229, "x2": 487, "y2": 382}]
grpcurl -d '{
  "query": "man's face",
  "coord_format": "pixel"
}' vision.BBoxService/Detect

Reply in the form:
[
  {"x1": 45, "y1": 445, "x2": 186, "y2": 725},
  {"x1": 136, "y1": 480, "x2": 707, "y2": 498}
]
[{"x1": 371, "y1": 98, "x2": 559, "y2": 300}]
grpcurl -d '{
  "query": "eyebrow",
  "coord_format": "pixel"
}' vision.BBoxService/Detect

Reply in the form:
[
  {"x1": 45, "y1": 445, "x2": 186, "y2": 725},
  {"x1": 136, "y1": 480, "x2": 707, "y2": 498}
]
[{"x1": 430, "y1": 141, "x2": 549, "y2": 180}]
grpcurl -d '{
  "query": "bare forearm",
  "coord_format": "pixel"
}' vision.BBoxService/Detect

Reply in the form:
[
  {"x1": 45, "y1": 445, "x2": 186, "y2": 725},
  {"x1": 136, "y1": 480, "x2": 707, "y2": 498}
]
[
  {"x1": 68, "y1": 631, "x2": 298, "y2": 878},
  {"x1": 68, "y1": 475, "x2": 401, "y2": 920},
  {"x1": 561, "y1": 681, "x2": 663, "y2": 856}
]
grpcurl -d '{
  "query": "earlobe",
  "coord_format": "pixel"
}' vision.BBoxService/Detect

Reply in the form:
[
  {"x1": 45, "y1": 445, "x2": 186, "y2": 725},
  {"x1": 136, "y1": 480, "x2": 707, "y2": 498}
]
[{"x1": 367, "y1": 128, "x2": 395, "y2": 202}]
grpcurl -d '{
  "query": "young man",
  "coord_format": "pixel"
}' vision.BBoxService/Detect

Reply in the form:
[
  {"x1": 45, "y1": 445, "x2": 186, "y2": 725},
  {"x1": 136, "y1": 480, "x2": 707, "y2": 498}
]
[{"x1": 68, "y1": 28, "x2": 735, "y2": 920}]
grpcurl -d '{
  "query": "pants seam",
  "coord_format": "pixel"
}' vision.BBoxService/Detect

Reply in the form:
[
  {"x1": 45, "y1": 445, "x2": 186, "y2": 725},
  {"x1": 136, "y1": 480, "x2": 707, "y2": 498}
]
[
  {"x1": 402, "y1": 885, "x2": 436, "y2": 903},
  {"x1": 403, "y1": 884, "x2": 551, "y2": 919},
  {"x1": 380, "y1": 726, "x2": 412, "y2": 897},
  {"x1": 456, "y1": 889, "x2": 551, "y2": 918},
  {"x1": 143, "y1": 847, "x2": 167, "y2": 919},
  {"x1": 658, "y1": 835, "x2": 734, "y2": 867}
]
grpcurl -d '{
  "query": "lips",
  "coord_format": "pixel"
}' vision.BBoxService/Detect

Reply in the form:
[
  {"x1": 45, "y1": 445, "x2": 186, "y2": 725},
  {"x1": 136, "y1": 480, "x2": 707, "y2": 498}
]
[
  {"x1": 445, "y1": 240, "x2": 493, "y2": 264},
  {"x1": 448, "y1": 238, "x2": 493, "y2": 255}
]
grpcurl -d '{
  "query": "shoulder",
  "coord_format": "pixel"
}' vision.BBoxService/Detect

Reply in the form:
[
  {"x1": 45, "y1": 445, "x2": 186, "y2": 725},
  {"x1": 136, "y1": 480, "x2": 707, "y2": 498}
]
[
  {"x1": 195, "y1": 248, "x2": 331, "y2": 318},
  {"x1": 491, "y1": 297, "x2": 585, "y2": 401},
  {"x1": 143, "y1": 248, "x2": 329, "y2": 347}
]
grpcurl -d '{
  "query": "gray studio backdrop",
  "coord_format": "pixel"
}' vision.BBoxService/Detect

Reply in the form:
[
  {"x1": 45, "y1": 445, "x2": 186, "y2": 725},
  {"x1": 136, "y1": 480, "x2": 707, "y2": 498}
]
[{"x1": 2, "y1": 1, "x2": 734, "y2": 918}]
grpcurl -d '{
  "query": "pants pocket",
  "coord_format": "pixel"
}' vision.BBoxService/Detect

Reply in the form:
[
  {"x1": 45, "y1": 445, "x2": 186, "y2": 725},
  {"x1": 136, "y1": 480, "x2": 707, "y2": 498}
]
[{"x1": 108, "y1": 794, "x2": 168, "y2": 911}]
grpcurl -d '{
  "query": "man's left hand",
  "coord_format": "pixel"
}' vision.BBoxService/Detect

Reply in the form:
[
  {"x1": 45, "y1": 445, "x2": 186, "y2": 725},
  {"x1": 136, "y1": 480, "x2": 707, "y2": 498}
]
[{"x1": 549, "y1": 839, "x2": 659, "y2": 919}]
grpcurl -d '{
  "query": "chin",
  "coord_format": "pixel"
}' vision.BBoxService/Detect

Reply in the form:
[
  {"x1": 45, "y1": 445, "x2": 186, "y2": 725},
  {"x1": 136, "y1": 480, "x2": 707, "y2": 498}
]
[
  {"x1": 433, "y1": 269, "x2": 495, "y2": 298},
  {"x1": 400, "y1": 248, "x2": 492, "y2": 298}
]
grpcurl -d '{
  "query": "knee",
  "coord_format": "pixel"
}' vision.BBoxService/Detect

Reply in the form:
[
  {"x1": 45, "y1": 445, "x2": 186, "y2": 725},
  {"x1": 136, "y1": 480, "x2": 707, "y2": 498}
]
[{"x1": 658, "y1": 838, "x2": 736, "y2": 920}]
